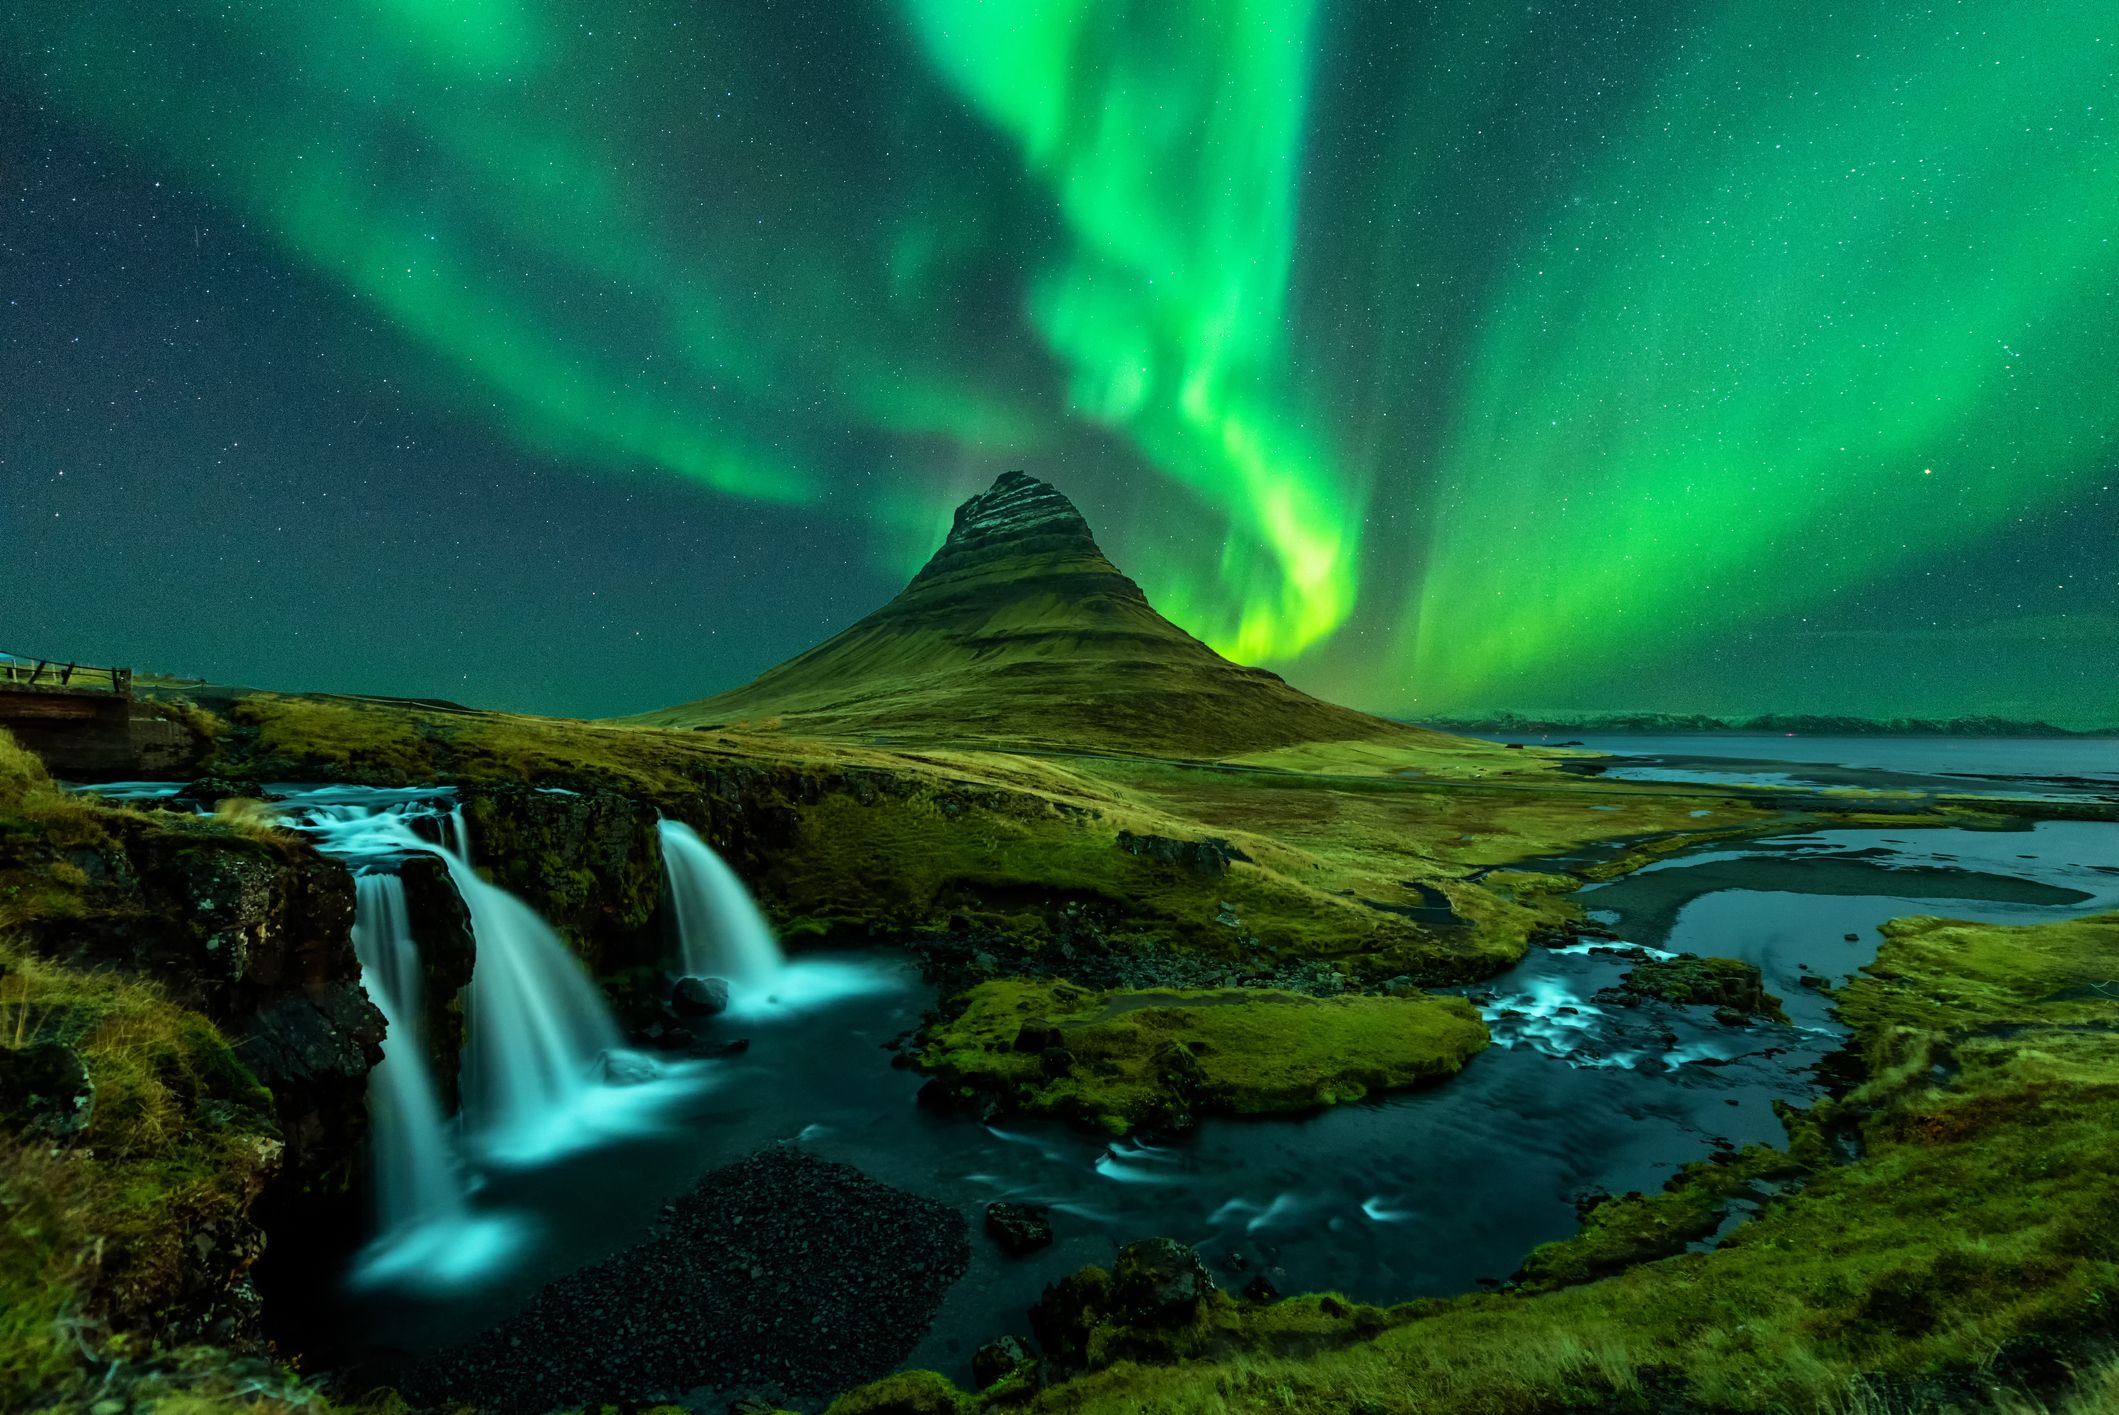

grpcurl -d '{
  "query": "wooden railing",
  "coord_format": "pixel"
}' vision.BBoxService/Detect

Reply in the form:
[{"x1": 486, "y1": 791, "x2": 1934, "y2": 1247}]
[{"x1": 0, "y1": 656, "x2": 132, "y2": 697}]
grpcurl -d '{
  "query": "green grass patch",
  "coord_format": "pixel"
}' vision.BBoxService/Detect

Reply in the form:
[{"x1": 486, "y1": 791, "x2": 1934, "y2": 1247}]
[{"x1": 919, "y1": 979, "x2": 1490, "y2": 1134}]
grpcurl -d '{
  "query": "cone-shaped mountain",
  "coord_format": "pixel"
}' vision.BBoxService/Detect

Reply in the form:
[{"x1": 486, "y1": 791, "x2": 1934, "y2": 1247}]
[{"x1": 638, "y1": 472, "x2": 1422, "y2": 755}]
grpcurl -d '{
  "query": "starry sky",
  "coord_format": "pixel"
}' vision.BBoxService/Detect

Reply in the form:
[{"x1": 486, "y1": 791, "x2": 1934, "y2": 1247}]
[{"x1": 2, "y1": 1, "x2": 2113, "y2": 724}]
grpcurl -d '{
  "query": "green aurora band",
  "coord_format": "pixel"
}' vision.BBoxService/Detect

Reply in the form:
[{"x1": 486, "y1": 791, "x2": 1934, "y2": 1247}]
[{"x1": 4, "y1": 0, "x2": 2113, "y2": 715}]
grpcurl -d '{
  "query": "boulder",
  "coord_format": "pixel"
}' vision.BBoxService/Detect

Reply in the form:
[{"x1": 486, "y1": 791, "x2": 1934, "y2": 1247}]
[
  {"x1": 972, "y1": 1334, "x2": 1035, "y2": 1389},
  {"x1": 672, "y1": 975, "x2": 732, "y2": 1018},
  {"x1": 1241, "y1": 1275, "x2": 1279, "y2": 1304},
  {"x1": 1116, "y1": 831, "x2": 1250, "y2": 877},
  {"x1": 1111, "y1": 1237, "x2": 1214, "y2": 1325},
  {"x1": 985, "y1": 1201, "x2": 1054, "y2": 1256}
]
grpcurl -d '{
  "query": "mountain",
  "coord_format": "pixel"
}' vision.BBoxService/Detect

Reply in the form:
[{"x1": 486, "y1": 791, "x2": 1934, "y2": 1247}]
[{"x1": 632, "y1": 471, "x2": 1422, "y2": 756}]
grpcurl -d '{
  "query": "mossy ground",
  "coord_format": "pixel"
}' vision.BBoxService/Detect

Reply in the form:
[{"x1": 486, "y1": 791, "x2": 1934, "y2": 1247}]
[
  {"x1": 918, "y1": 980, "x2": 1489, "y2": 1134},
  {"x1": 196, "y1": 691, "x2": 1823, "y2": 987},
  {"x1": 840, "y1": 909, "x2": 2119, "y2": 1414}
]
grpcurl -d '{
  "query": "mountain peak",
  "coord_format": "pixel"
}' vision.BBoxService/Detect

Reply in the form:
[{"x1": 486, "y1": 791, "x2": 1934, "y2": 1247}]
[
  {"x1": 637, "y1": 473, "x2": 1411, "y2": 756},
  {"x1": 912, "y1": 471, "x2": 1106, "y2": 590}
]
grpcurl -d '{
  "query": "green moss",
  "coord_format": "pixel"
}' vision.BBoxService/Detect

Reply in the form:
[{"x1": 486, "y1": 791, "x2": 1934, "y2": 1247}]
[
  {"x1": 1618, "y1": 954, "x2": 1790, "y2": 1023},
  {"x1": 0, "y1": 940, "x2": 278, "y2": 1408},
  {"x1": 826, "y1": 1368, "x2": 971, "y2": 1415},
  {"x1": 920, "y1": 980, "x2": 1489, "y2": 1134},
  {"x1": 1517, "y1": 1145, "x2": 1804, "y2": 1288}
]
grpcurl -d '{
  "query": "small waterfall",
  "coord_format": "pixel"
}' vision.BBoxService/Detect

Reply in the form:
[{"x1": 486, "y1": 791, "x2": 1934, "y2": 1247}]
[
  {"x1": 438, "y1": 850, "x2": 627, "y2": 1159},
  {"x1": 658, "y1": 819, "x2": 784, "y2": 992},
  {"x1": 350, "y1": 872, "x2": 465, "y2": 1237}
]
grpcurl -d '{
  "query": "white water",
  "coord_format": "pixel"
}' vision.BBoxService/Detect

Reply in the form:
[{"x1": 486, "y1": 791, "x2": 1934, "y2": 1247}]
[
  {"x1": 440, "y1": 849, "x2": 635, "y2": 1163},
  {"x1": 655, "y1": 818, "x2": 906, "y2": 1021},
  {"x1": 657, "y1": 819, "x2": 784, "y2": 992},
  {"x1": 351, "y1": 873, "x2": 458, "y2": 1233},
  {"x1": 284, "y1": 790, "x2": 708, "y2": 1285}
]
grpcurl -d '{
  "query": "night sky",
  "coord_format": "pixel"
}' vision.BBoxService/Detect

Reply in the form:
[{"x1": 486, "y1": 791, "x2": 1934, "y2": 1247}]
[{"x1": 2, "y1": 2, "x2": 2113, "y2": 724}]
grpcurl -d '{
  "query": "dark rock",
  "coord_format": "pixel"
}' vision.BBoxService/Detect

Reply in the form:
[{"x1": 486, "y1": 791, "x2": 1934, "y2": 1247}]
[
  {"x1": 1116, "y1": 831, "x2": 1250, "y2": 877},
  {"x1": 174, "y1": 776, "x2": 266, "y2": 809},
  {"x1": 672, "y1": 975, "x2": 733, "y2": 1017},
  {"x1": 1111, "y1": 1237, "x2": 1214, "y2": 1326},
  {"x1": 1800, "y1": 974, "x2": 1828, "y2": 990},
  {"x1": 972, "y1": 1334, "x2": 1034, "y2": 1389},
  {"x1": 985, "y1": 1201, "x2": 1055, "y2": 1256},
  {"x1": 689, "y1": 1036, "x2": 751, "y2": 1058},
  {"x1": 1241, "y1": 1275, "x2": 1279, "y2": 1303},
  {"x1": 0, "y1": 1040, "x2": 94, "y2": 1138},
  {"x1": 1013, "y1": 1021, "x2": 1063, "y2": 1053},
  {"x1": 1844, "y1": 933, "x2": 1861, "y2": 942}
]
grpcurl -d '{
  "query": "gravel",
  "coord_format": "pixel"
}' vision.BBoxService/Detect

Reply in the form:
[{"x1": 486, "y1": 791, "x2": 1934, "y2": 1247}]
[{"x1": 397, "y1": 1145, "x2": 970, "y2": 1413}]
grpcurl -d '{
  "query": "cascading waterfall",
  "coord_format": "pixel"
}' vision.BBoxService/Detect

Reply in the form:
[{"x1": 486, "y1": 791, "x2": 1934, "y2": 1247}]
[
  {"x1": 438, "y1": 848, "x2": 628, "y2": 1160},
  {"x1": 658, "y1": 819, "x2": 784, "y2": 992},
  {"x1": 350, "y1": 871, "x2": 463, "y2": 1239}
]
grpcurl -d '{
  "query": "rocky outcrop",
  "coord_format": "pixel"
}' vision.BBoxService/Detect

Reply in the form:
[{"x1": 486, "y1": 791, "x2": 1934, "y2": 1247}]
[
  {"x1": 35, "y1": 817, "x2": 385, "y2": 1197},
  {"x1": 1117, "y1": 830, "x2": 1250, "y2": 877},
  {"x1": 1599, "y1": 954, "x2": 1789, "y2": 1024}
]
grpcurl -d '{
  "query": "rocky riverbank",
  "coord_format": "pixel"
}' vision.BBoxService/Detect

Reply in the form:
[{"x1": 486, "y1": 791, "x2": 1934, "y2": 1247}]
[{"x1": 395, "y1": 1147, "x2": 970, "y2": 1413}]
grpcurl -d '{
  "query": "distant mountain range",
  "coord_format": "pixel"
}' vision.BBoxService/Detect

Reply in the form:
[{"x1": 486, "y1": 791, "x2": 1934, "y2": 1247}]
[
  {"x1": 633, "y1": 472, "x2": 1438, "y2": 757},
  {"x1": 1416, "y1": 711, "x2": 2116, "y2": 738}
]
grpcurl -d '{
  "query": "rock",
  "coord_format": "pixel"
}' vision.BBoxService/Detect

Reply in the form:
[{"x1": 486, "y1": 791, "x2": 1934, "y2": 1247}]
[
  {"x1": 1713, "y1": 1005, "x2": 1749, "y2": 1027},
  {"x1": 1844, "y1": 933, "x2": 1861, "y2": 942},
  {"x1": 1800, "y1": 974, "x2": 1828, "y2": 990},
  {"x1": 1111, "y1": 1237, "x2": 1214, "y2": 1325},
  {"x1": 985, "y1": 1201, "x2": 1054, "y2": 1256},
  {"x1": 972, "y1": 1334, "x2": 1034, "y2": 1389},
  {"x1": 1241, "y1": 1275, "x2": 1279, "y2": 1303},
  {"x1": 0, "y1": 1041, "x2": 94, "y2": 1138},
  {"x1": 690, "y1": 1036, "x2": 751, "y2": 1058},
  {"x1": 1602, "y1": 955, "x2": 1788, "y2": 1023},
  {"x1": 672, "y1": 975, "x2": 732, "y2": 1018},
  {"x1": 1116, "y1": 831, "x2": 1250, "y2": 877},
  {"x1": 1013, "y1": 1021, "x2": 1063, "y2": 1053},
  {"x1": 603, "y1": 1051, "x2": 659, "y2": 1085}
]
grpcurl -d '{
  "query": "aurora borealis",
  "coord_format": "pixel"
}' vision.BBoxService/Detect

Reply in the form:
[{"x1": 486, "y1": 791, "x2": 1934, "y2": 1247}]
[{"x1": 2, "y1": 1, "x2": 2113, "y2": 722}]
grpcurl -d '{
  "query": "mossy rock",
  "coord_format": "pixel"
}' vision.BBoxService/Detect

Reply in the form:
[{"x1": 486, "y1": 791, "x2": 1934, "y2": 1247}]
[
  {"x1": 823, "y1": 1368, "x2": 968, "y2": 1415},
  {"x1": 1608, "y1": 953, "x2": 1789, "y2": 1022},
  {"x1": 919, "y1": 979, "x2": 1489, "y2": 1133}
]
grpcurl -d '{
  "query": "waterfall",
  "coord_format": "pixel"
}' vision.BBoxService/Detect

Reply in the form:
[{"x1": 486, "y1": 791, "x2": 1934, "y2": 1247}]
[
  {"x1": 440, "y1": 849, "x2": 627, "y2": 1160},
  {"x1": 658, "y1": 819, "x2": 784, "y2": 992},
  {"x1": 350, "y1": 872, "x2": 465, "y2": 1238}
]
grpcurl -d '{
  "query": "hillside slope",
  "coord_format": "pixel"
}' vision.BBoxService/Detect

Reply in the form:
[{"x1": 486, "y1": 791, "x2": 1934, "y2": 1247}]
[{"x1": 635, "y1": 472, "x2": 1427, "y2": 756}]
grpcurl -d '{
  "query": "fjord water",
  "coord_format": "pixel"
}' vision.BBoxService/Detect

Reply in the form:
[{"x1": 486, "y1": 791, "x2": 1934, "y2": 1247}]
[{"x1": 1491, "y1": 732, "x2": 2119, "y2": 797}]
